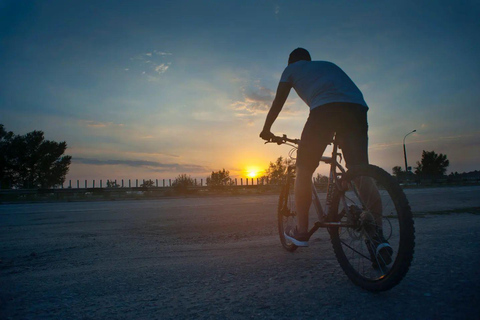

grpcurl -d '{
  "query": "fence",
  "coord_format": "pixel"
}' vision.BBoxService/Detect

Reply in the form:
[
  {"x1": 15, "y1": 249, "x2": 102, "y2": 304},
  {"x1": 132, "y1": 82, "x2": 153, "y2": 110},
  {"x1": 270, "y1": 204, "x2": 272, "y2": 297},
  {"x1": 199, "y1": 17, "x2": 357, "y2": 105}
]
[
  {"x1": 2, "y1": 176, "x2": 478, "y2": 203},
  {"x1": 0, "y1": 177, "x2": 286, "y2": 202},
  {"x1": 0, "y1": 176, "x2": 275, "y2": 190},
  {"x1": 58, "y1": 177, "x2": 269, "y2": 189}
]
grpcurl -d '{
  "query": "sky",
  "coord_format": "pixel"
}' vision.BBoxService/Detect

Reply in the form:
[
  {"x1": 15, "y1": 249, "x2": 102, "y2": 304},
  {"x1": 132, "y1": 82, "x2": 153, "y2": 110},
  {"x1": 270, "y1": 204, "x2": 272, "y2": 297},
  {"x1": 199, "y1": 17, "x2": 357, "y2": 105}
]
[{"x1": 1, "y1": 0, "x2": 479, "y2": 184}]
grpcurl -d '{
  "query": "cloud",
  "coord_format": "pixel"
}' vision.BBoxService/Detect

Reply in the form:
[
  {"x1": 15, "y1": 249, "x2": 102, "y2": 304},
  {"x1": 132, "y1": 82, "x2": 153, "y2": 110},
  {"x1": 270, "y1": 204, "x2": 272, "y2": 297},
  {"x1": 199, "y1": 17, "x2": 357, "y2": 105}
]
[
  {"x1": 80, "y1": 120, "x2": 124, "y2": 128},
  {"x1": 128, "y1": 51, "x2": 172, "y2": 79},
  {"x1": 230, "y1": 84, "x2": 303, "y2": 123},
  {"x1": 231, "y1": 85, "x2": 275, "y2": 116},
  {"x1": 154, "y1": 63, "x2": 170, "y2": 74},
  {"x1": 73, "y1": 157, "x2": 209, "y2": 173},
  {"x1": 69, "y1": 146, "x2": 180, "y2": 160},
  {"x1": 369, "y1": 132, "x2": 480, "y2": 151},
  {"x1": 154, "y1": 51, "x2": 172, "y2": 56}
]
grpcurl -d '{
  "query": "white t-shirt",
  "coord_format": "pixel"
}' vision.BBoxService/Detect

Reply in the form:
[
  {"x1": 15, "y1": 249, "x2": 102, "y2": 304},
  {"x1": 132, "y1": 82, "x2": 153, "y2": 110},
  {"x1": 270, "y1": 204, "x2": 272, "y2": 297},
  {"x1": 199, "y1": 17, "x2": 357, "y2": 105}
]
[{"x1": 280, "y1": 60, "x2": 368, "y2": 110}]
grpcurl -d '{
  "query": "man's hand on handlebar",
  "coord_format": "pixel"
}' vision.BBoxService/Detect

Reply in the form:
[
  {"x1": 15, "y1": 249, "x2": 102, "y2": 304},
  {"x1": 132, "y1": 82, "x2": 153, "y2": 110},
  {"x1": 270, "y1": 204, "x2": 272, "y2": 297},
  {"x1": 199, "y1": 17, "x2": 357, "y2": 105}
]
[
  {"x1": 260, "y1": 131, "x2": 300, "y2": 145},
  {"x1": 259, "y1": 129, "x2": 275, "y2": 141},
  {"x1": 260, "y1": 130, "x2": 289, "y2": 145}
]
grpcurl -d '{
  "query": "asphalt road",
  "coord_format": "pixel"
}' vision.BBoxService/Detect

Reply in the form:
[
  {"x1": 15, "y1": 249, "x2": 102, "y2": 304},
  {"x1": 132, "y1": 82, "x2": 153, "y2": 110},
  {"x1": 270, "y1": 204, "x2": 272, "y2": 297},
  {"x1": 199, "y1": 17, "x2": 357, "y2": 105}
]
[{"x1": 1, "y1": 186, "x2": 480, "y2": 319}]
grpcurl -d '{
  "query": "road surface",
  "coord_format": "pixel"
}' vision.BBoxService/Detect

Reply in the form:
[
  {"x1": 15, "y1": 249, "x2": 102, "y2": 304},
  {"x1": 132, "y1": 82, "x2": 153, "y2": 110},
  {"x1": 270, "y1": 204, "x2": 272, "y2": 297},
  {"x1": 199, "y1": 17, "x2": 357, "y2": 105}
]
[{"x1": 1, "y1": 186, "x2": 480, "y2": 319}]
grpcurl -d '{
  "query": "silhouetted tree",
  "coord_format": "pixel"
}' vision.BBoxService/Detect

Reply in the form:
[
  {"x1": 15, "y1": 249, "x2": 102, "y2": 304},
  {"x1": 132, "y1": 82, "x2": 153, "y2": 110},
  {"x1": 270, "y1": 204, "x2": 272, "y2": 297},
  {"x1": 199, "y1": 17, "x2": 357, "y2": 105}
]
[
  {"x1": 0, "y1": 124, "x2": 71, "y2": 189},
  {"x1": 172, "y1": 174, "x2": 195, "y2": 192},
  {"x1": 415, "y1": 150, "x2": 449, "y2": 180},
  {"x1": 141, "y1": 179, "x2": 155, "y2": 188},
  {"x1": 392, "y1": 165, "x2": 416, "y2": 182},
  {"x1": 392, "y1": 166, "x2": 403, "y2": 177},
  {"x1": 265, "y1": 157, "x2": 292, "y2": 184},
  {"x1": 106, "y1": 180, "x2": 120, "y2": 188},
  {"x1": 313, "y1": 173, "x2": 329, "y2": 191},
  {"x1": 314, "y1": 173, "x2": 328, "y2": 185},
  {"x1": 207, "y1": 169, "x2": 234, "y2": 187},
  {"x1": 0, "y1": 125, "x2": 15, "y2": 188},
  {"x1": 392, "y1": 166, "x2": 406, "y2": 182}
]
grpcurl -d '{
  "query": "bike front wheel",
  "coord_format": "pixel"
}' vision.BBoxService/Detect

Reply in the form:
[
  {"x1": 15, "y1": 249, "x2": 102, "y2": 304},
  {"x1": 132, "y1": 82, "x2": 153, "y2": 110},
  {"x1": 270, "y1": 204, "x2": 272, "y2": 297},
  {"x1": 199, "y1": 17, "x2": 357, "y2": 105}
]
[
  {"x1": 278, "y1": 175, "x2": 298, "y2": 252},
  {"x1": 329, "y1": 165, "x2": 415, "y2": 291}
]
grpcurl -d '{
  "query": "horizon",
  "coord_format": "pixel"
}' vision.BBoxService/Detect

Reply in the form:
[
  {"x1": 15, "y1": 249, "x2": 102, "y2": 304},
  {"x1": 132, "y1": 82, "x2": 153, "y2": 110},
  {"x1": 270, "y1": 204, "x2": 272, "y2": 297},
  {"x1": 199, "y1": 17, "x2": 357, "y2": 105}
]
[{"x1": 1, "y1": 1, "x2": 479, "y2": 183}]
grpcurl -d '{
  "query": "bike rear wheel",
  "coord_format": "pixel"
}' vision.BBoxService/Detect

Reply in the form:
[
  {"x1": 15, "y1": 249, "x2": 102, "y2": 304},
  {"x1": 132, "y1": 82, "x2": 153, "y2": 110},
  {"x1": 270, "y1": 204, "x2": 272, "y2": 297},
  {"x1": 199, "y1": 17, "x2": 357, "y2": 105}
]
[
  {"x1": 278, "y1": 174, "x2": 298, "y2": 252},
  {"x1": 329, "y1": 165, "x2": 415, "y2": 291}
]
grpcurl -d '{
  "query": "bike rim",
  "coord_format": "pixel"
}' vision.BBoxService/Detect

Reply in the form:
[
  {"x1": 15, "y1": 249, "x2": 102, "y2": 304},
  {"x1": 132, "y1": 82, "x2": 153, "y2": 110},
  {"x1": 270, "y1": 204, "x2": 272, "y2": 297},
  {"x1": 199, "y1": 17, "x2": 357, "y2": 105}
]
[{"x1": 335, "y1": 174, "x2": 404, "y2": 281}]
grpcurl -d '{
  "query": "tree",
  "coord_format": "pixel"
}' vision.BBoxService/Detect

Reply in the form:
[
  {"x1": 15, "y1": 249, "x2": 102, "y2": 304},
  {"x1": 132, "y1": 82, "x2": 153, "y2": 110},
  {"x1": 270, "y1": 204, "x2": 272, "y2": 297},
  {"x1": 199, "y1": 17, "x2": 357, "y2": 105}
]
[
  {"x1": 313, "y1": 173, "x2": 329, "y2": 191},
  {"x1": 314, "y1": 173, "x2": 328, "y2": 185},
  {"x1": 206, "y1": 169, "x2": 234, "y2": 187},
  {"x1": 265, "y1": 156, "x2": 292, "y2": 184},
  {"x1": 392, "y1": 166, "x2": 406, "y2": 182},
  {"x1": 106, "y1": 180, "x2": 120, "y2": 188},
  {"x1": 141, "y1": 179, "x2": 155, "y2": 188},
  {"x1": 415, "y1": 150, "x2": 449, "y2": 179},
  {"x1": 0, "y1": 125, "x2": 15, "y2": 188},
  {"x1": 172, "y1": 174, "x2": 195, "y2": 192},
  {"x1": 392, "y1": 166, "x2": 403, "y2": 177},
  {"x1": 0, "y1": 124, "x2": 72, "y2": 189}
]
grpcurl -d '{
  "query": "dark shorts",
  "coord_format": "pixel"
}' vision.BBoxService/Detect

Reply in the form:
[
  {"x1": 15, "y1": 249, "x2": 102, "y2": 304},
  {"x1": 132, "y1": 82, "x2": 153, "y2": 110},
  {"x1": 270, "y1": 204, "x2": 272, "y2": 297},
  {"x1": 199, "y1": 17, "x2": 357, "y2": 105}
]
[{"x1": 297, "y1": 102, "x2": 369, "y2": 171}]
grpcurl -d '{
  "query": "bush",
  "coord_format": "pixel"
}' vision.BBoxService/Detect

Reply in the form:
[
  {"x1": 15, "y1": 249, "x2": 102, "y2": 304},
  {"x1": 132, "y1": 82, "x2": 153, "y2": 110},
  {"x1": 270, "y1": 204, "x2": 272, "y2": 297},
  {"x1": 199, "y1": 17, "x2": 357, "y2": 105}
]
[
  {"x1": 172, "y1": 174, "x2": 195, "y2": 193},
  {"x1": 207, "y1": 169, "x2": 234, "y2": 188},
  {"x1": 106, "y1": 180, "x2": 120, "y2": 188},
  {"x1": 141, "y1": 179, "x2": 155, "y2": 188}
]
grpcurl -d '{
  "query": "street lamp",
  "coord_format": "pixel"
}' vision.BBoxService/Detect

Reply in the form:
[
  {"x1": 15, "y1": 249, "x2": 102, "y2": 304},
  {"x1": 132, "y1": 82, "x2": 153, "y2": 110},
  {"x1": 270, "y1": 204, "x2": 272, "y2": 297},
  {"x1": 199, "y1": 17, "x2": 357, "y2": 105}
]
[{"x1": 403, "y1": 130, "x2": 416, "y2": 173}]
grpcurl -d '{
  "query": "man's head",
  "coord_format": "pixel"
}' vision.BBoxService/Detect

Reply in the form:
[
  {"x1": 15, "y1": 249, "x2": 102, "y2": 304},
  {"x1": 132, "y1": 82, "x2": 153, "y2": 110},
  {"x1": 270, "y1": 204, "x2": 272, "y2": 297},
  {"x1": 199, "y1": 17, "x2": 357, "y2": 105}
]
[{"x1": 288, "y1": 48, "x2": 311, "y2": 65}]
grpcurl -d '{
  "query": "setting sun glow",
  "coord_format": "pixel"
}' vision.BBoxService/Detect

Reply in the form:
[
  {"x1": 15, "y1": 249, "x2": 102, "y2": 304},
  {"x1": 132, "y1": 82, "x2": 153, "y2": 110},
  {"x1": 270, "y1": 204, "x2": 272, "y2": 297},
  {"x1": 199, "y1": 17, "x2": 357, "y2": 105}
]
[{"x1": 246, "y1": 167, "x2": 261, "y2": 179}]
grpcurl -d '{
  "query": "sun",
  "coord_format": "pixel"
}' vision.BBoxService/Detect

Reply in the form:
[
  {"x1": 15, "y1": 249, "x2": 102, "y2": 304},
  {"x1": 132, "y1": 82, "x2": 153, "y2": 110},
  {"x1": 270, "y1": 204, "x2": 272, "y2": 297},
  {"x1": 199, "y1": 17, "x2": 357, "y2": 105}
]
[{"x1": 246, "y1": 167, "x2": 261, "y2": 179}]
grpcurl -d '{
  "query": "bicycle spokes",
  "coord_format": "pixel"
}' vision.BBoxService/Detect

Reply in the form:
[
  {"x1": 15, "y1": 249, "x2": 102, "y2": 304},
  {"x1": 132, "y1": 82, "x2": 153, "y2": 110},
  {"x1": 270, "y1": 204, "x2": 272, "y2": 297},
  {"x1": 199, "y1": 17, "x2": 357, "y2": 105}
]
[{"x1": 329, "y1": 165, "x2": 414, "y2": 291}]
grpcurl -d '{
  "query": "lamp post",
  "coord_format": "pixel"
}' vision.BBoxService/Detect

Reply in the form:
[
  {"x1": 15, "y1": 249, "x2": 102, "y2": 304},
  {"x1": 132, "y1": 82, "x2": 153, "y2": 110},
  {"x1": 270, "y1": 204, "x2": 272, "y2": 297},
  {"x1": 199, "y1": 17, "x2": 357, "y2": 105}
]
[{"x1": 403, "y1": 130, "x2": 416, "y2": 173}]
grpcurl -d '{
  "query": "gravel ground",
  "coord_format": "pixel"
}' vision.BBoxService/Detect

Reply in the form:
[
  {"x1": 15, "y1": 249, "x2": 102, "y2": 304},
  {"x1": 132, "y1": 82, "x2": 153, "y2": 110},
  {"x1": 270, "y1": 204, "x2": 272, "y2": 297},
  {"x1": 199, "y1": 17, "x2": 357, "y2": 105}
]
[{"x1": 1, "y1": 186, "x2": 479, "y2": 319}]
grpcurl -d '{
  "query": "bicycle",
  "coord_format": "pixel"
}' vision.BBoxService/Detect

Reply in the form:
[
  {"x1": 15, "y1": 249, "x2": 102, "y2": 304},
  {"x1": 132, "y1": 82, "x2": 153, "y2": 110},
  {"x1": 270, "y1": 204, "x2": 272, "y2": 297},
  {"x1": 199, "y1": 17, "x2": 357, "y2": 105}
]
[{"x1": 268, "y1": 134, "x2": 415, "y2": 292}]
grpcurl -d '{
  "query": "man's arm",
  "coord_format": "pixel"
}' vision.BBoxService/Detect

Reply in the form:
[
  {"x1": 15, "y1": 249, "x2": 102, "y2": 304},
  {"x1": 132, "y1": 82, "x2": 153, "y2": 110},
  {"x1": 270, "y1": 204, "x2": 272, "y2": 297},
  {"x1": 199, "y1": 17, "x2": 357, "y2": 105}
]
[{"x1": 259, "y1": 82, "x2": 292, "y2": 140}]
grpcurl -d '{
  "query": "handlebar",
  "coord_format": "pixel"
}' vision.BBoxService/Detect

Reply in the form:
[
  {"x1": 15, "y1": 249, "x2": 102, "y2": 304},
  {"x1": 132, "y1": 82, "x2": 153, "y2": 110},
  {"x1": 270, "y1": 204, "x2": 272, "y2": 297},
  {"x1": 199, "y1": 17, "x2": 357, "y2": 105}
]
[{"x1": 265, "y1": 134, "x2": 300, "y2": 145}]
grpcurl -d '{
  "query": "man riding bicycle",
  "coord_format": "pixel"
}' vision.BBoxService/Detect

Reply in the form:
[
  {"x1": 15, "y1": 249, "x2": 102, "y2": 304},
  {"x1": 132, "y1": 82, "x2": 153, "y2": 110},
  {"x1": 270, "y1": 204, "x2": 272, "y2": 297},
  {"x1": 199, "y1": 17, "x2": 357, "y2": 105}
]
[{"x1": 260, "y1": 48, "x2": 391, "y2": 262}]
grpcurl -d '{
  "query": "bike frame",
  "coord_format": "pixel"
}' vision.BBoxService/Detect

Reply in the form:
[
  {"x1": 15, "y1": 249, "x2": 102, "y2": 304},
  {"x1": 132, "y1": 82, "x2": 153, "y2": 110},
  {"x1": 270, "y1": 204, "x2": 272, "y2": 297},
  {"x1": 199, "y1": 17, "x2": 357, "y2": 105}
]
[
  {"x1": 268, "y1": 134, "x2": 357, "y2": 237},
  {"x1": 311, "y1": 142, "x2": 341, "y2": 221},
  {"x1": 276, "y1": 135, "x2": 353, "y2": 239}
]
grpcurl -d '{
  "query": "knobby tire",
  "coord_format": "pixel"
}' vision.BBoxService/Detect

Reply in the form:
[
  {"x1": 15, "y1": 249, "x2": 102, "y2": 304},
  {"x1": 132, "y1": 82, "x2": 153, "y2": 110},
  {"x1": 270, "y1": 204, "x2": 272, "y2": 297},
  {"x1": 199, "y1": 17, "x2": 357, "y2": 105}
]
[{"x1": 328, "y1": 165, "x2": 415, "y2": 292}]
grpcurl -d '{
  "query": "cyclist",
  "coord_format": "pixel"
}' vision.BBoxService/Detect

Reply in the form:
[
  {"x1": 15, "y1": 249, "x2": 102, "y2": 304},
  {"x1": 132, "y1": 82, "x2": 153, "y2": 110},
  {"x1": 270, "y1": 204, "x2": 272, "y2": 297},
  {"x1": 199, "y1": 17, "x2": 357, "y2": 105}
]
[{"x1": 260, "y1": 48, "x2": 391, "y2": 264}]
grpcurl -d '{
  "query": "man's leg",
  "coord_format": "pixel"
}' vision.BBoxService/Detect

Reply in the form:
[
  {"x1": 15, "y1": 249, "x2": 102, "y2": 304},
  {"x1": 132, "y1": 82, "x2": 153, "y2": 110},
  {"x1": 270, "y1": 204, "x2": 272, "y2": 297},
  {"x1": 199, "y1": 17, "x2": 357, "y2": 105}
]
[
  {"x1": 337, "y1": 106, "x2": 382, "y2": 225},
  {"x1": 294, "y1": 165, "x2": 316, "y2": 234},
  {"x1": 294, "y1": 107, "x2": 332, "y2": 236},
  {"x1": 338, "y1": 105, "x2": 392, "y2": 265}
]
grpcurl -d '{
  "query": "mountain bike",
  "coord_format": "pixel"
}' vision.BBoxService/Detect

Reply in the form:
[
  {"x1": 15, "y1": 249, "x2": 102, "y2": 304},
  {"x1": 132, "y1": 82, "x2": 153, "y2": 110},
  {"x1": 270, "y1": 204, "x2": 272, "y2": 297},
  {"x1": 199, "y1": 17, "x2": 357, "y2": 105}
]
[{"x1": 268, "y1": 134, "x2": 415, "y2": 292}]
